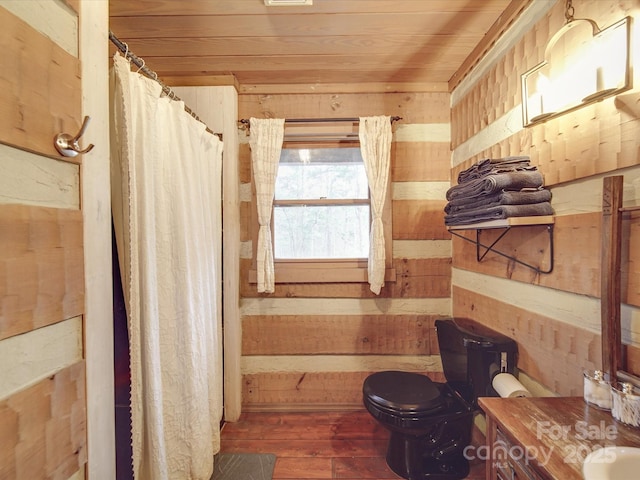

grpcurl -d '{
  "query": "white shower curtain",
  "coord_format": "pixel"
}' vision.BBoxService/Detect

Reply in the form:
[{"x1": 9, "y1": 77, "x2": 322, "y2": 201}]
[{"x1": 110, "y1": 53, "x2": 223, "y2": 480}]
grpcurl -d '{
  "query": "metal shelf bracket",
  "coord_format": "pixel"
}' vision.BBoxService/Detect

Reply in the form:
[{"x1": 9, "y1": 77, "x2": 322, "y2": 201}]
[{"x1": 449, "y1": 224, "x2": 554, "y2": 274}]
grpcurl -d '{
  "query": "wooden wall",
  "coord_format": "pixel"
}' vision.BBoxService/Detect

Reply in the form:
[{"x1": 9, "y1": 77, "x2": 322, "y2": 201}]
[
  {"x1": 238, "y1": 92, "x2": 451, "y2": 409},
  {"x1": 0, "y1": 2, "x2": 89, "y2": 478},
  {"x1": 233, "y1": 0, "x2": 640, "y2": 411},
  {"x1": 171, "y1": 85, "x2": 240, "y2": 420},
  {"x1": 450, "y1": 0, "x2": 640, "y2": 396}
]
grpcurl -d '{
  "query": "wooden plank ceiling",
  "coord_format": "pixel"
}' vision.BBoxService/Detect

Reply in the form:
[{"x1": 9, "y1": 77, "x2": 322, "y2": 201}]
[{"x1": 109, "y1": 0, "x2": 525, "y2": 89}]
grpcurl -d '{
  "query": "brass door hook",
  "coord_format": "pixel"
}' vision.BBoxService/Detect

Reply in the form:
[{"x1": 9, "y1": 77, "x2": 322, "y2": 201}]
[{"x1": 54, "y1": 116, "x2": 95, "y2": 157}]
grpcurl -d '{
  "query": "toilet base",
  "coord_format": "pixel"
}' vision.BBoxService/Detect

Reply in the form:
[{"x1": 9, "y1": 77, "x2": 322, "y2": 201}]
[{"x1": 385, "y1": 422, "x2": 472, "y2": 480}]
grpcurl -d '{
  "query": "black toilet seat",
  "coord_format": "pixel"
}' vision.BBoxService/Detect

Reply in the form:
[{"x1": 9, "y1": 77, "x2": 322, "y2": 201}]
[{"x1": 363, "y1": 371, "x2": 446, "y2": 416}]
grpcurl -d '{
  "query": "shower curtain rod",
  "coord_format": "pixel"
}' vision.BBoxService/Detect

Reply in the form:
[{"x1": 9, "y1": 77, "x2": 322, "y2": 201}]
[
  {"x1": 239, "y1": 116, "x2": 402, "y2": 127},
  {"x1": 109, "y1": 31, "x2": 221, "y2": 140}
]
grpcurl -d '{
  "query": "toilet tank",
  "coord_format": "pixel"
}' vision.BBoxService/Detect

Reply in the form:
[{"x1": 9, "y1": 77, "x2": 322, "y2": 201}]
[{"x1": 435, "y1": 318, "x2": 518, "y2": 405}]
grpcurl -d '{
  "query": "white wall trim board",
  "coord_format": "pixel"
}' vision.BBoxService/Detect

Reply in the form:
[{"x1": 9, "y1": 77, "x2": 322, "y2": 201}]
[
  {"x1": 393, "y1": 181, "x2": 449, "y2": 201},
  {"x1": 241, "y1": 297, "x2": 452, "y2": 316},
  {"x1": 67, "y1": 467, "x2": 85, "y2": 480},
  {"x1": 239, "y1": 183, "x2": 252, "y2": 202},
  {"x1": 0, "y1": 317, "x2": 83, "y2": 399},
  {"x1": 625, "y1": 307, "x2": 640, "y2": 346},
  {"x1": 454, "y1": 268, "x2": 599, "y2": 330},
  {"x1": 0, "y1": 0, "x2": 78, "y2": 56},
  {"x1": 242, "y1": 354, "x2": 442, "y2": 374},
  {"x1": 451, "y1": 105, "x2": 523, "y2": 168},
  {"x1": 240, "y1": 241, "x2": 253, "y2": 259},
  {"x1": 453, "y1": 268, "x2": 640, "y2": 346},
  {"x1": 550, "y1": 165, "x2": 640, "y2": 215},
  {"x1": 172, "y1": 85, "x2": 243, "y2": 419},
  {"x1": 393, "y1": 240, "x2": 451, "y2": 259},
  {"x1": 393, "y1": 123, "x2": 451, "y2": 143},
  {"x1": 0, "y1": 144, "x2": 80, "y2": 209},
  {"x1": 82, "y1": 1, "x2": 116, "y2": 476},
  {"x1": 451, "y1": 0, "x2": 557, "y2": 107}
]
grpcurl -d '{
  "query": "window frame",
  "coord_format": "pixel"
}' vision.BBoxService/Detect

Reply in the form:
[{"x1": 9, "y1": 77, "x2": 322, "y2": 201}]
[{"x1": 249, "y1": 140, "x2": 395, "y2": 285}]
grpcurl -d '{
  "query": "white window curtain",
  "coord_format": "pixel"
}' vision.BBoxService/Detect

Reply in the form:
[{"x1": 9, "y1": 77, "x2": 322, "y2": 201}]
[
  {"x1": 110, "y1": 53, "x2": 223, "y2": 480},
  {"x1": 249, "y1": 117, "x2": 285, "y2": 293},
  {"x1": 359, "y1": 116, "x2": 392, "y2": 294}
]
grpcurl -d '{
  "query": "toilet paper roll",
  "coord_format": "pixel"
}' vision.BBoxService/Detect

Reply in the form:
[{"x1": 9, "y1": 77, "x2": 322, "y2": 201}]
[{"x1": 492, "y1": 373, "x2": 532, "y2": 398}]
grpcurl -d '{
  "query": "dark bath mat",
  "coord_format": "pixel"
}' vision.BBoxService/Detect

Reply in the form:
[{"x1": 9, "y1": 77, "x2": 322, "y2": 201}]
[{"x1": 211, "y1": 453, "x2": 277, "y2": 480}]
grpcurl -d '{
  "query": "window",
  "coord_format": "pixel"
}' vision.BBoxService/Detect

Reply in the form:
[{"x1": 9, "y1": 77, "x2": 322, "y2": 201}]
[
  {"x1": 273, "y1": 147, "x2": 370, "y2": 260},
  {"x1": 248, "y1": 120, "x2": 395, "y2": 286}
]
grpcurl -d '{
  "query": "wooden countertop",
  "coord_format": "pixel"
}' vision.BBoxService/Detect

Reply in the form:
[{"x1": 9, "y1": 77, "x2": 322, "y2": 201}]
[{"x1": 479, "y1": 396, "x2": 640, "y2": 479}]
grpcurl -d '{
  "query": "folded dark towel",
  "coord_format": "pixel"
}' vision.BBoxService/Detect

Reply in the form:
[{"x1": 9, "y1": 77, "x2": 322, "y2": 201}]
[
  {"x1": 446, "y1": 171, "x2": 544, "y2": 201},
  {"x1": 444, "y1": 202, "x2": 554, "y2": 226},
  {"x1": 445, "y1": 189, "x2": 552, "y2": 214},
  {"x1": 458, "y1": 156, "x2": 534, "y2": 183}
]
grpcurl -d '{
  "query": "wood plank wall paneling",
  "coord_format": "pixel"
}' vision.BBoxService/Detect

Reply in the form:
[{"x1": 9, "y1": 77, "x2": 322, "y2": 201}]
[
  {"x1": 240, "y1": 259, "x2": 388, "y2": 299},
  {"x1": 0, "y1": 361, "x2": 86, "y2": 479},
  {"x1": 239, "y1": 91, "x2": 452, "y2": 409},
  {"x1": 453, "y1": 287, "x2": 600, "y2": 396},
  {"x1": 0, "y1": 205, "x2": 84, "y2": 340},
  {"x1": 0, "y1": 317, "x2": 83, "y2": 399},
  {"x1": 238, "y1": 93, "x2": 450, "y2": 125},
  {"x1": 391, "y1": 258, "x2": 451, "y2": 298},
  {"x1": 452, "y1": 213, "x2": 601, "y2": 297},
  {"x1": 451, "y1": 0, "x2": 628, "y2": 152},
  {"x1": 242, "y1": 372, "x2": 373, "y2": 408},
  {"x1": 239, "y1": 142, "x2": 252, "y2": 184},
  {"x1": 450, "y1": 3, "x2": 640, "y2": 187},
  {"x1": 452, "y1": 112, "x2": 640, "y2": 187},
  {"x1": 0, "y1": 145, "x2": 80, "y2": 209},
  {"x1": 242, "y1": 315, "x2": 437, "y2": 356},
  {"x1": 625, "y1": 343, "x2": 640, "y2": 378},
  {"x1": 1, "y1": 0, "x2": 78, "y2": 57},
  {"x1": 65, "y1": 0, "x2": 80, "y2": 15},
  {"x1": 450, "y1": 0, "x2": 640, "y2": 396},
  {"x1": 392, "y1": 200, "x2": 449, "y2": 240},
  {"x1": 392, "y1": 142, "x2": 450, "y2": 182},
  {"x1": 628, "y1": 211, "x2": 640, "y2": 307},
  {"x1": 242, "y1": 370, "x2": 446, "y2": 410},
  {"x1": 0, "y1": 6, "x2": 82, "y2": 159},
  {"x1": 1, "y1": 4, "x2": 87, "y2": 477}
]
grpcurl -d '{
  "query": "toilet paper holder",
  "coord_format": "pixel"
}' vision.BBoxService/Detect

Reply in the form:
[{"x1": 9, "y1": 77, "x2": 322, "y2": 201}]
[
  {"x1": 493, "y1": 372, "x2": 532, "y2": 398},
  {"x1": 501, "y1": 352, "x2": 508, "y2": 372}
]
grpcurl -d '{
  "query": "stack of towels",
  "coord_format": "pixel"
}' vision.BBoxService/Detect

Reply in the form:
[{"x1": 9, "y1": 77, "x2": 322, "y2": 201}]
[{"x1": 444, "y1": 156, "x2": 553, "y2": 226}]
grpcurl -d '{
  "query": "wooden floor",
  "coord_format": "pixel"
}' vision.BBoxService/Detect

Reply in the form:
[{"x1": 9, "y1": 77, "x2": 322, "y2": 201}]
[{"x1": 219, "y1": 410, "x2": 486, "y2": 479}]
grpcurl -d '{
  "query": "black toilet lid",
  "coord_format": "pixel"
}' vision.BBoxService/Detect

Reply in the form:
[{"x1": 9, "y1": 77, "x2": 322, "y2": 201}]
[{"x1": 364, "y1": 371, "x2": 444, "y2": 413}]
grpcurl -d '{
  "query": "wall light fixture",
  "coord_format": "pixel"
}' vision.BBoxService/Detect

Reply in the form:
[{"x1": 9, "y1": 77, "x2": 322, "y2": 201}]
[{"x1": 521, "y1": 1, "x2": 631, "y2": 127}]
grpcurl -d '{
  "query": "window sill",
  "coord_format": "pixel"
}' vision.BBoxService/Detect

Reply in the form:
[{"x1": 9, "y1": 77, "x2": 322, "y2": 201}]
[{"x1": 249, "y1": 263, "x2": 396, "y2": 284}]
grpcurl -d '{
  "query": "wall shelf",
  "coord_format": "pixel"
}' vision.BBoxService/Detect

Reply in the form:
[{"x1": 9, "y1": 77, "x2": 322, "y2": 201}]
[{"x1": 447, "y1": 215, "x2": 555, "y2": 274}]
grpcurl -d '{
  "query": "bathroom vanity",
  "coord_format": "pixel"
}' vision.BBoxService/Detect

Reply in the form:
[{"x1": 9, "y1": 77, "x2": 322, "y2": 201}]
[{"x1": 479, "y1": 396, "x2": 640, "y2": 479}]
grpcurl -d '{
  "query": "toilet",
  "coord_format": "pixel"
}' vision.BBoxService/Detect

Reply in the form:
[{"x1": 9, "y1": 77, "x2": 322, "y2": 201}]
[{"x1": 362, "y1": 317, "x2": 518, "y2": 480}]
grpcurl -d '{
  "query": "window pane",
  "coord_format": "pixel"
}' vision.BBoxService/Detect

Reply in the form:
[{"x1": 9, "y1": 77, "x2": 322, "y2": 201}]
[
  {"x1": 275, "y1": 148, "x2": 368, "y2": 200},
  {"x1": 274, "y1": 205, "x2": 370, "y2": 259}
]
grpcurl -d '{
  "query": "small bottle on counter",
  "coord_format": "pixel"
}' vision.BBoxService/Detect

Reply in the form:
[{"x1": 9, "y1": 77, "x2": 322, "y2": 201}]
[
  {"x1": 611, "y1": 382, "x2": 640, "y2": 427},
  {"x1": 583, "y1": 370, "x2": 612, "y2": 410}
]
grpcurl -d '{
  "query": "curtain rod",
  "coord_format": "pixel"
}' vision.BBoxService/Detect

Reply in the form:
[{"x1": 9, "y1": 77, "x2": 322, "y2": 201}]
[
  {"x1": 239, "y1": 116, "x2": 402, "y2": 127},
  {"x1": 109, "y1": 31, "x2": 222, "y2": 140}
]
